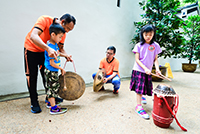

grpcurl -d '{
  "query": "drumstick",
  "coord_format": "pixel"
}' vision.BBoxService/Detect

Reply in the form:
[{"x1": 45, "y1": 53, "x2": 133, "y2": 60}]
[
  {"x1": 63, "y1": 61, "x2": 67, "y2": 90},
  {"x1": 63, "y1": 75, "x2": 67, "y2": 90},
  {"x1": 160, "y1": 73, "x2": 172, "y2": 81},
  {"x1": 151, "y1": 73, "x2": 172, "y2": 81},
  {"x1": 151, "y1": 73, "x2": 165, "y2": 79}
]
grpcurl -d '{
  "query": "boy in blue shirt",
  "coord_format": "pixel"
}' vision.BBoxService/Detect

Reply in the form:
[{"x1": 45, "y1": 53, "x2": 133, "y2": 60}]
[{"x1": 44, "y1": 20, "x2": 72, "y2": 114}]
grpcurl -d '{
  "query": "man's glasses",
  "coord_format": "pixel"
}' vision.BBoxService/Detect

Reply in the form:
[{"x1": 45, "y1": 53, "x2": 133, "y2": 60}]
[{"x1": 106, "y1": 52, "x2": 113, "y2": 55}]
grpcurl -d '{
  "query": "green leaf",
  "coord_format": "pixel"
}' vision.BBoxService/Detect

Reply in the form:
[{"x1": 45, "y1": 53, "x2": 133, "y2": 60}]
[{"x1": 131, "y1": 0, "x2": 200, "y2": 61}]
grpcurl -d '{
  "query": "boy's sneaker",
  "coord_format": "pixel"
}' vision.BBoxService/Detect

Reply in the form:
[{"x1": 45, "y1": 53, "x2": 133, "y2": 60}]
[
  {"x1": 50, "y1": 106, "x2": 67, "y2": 115},
  {"x1": 141, "y1": 96, "x2": 147, "y2": 104},
  {"x1": 31, "y1": 101, "x2": 42, "y2": 114},
  {"x1": 45, "y1": 97, "x2": 63, "y2": 108},
  {"x1": 135, "y1": 105, "x2": 149, "y2": 119},
  {"x1": 45, "y1": 100, "x2": 62, "y2": 109},
  {"x1": 113, "y1": 90, "x2": 119, "y2": 94}
]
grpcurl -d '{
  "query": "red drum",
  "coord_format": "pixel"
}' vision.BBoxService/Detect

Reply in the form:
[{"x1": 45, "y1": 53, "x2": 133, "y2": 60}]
[
  {"x1": 152, "y1": 84, "x2": 187, "y2": 131},
  {"x1": 152, "y1": 94, "x2": 175, "y2": 128}
]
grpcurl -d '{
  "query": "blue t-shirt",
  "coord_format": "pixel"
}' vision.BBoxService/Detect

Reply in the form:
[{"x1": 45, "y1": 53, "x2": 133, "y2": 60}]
[{"x1": 44, "y1": 41, "x2": 61, "y2": 72}]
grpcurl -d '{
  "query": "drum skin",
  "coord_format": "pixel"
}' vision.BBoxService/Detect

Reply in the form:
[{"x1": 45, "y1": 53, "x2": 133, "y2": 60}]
[{"x1": 58, "y1": 72, "x2": 85, "y2": 101}]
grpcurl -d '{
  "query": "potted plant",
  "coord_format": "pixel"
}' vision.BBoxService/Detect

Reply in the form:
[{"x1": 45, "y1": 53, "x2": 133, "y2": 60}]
[{"x1": 178, "y1": 15, "x2": 200, "y2": 72}]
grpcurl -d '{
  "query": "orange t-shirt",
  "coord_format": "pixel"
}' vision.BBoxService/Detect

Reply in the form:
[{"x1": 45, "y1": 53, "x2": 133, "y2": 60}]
[
  {"x1": 99, "y1": 57, "x2": 120, "y2": 77},
  {"x1": 24, "y1": 15, "x2": 66, "y2": 52}
]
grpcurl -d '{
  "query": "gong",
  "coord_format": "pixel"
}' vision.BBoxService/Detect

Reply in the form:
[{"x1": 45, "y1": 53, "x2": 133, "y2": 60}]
[
  {"x1": 93, "y1": 70, "x2": 104, "y2": 92},
  {"x1": 58, "y1": 71, "x2": 85, "y2": 100}
]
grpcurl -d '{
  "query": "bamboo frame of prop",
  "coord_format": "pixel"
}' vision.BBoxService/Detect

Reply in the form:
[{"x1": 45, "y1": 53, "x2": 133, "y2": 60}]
[{"x1": 151, "y1": 73, "x2": 172, "y2": 81}]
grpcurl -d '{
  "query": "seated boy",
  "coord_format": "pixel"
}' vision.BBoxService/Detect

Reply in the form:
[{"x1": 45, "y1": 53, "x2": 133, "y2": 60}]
[{"x1": 92, "y1": 46, "x2": 121, "y2": 94}]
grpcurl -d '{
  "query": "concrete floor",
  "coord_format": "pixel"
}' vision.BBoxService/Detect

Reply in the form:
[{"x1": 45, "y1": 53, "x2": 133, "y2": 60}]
[{"x1": 0, "y1": 68, "x2": 200, "y2": 134}]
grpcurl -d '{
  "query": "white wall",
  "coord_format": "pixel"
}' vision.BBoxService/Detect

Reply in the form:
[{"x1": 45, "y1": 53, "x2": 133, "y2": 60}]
[
  {"x1": 1, "y1": 0, "x2": 194, "y2": 96},
  {"x1": 0, "y1": 0, "x2": 143, "y2": 96}
]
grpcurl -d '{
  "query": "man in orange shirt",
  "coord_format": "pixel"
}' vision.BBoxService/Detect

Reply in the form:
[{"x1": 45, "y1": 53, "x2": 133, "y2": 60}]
[
  {"x1": 24, "y1": 13, "x2": 76, "y2": 113},
  {"x1": 92, "y1": 46, "x2": 121, "y2": 94}
]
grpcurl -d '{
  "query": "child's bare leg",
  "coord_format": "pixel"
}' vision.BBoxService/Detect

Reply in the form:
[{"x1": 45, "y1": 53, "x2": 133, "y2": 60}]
[
  {"x1": 136, "y1": 93, "x2": 142, "y2": 104},
  {"x1": 48, "y1": 97, "x2": 56, "y2": 106}
]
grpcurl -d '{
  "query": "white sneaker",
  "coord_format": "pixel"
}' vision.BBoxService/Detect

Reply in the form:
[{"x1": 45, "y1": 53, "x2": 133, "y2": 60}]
[{"x1": 135, "y1": 106, "x2": 150, "y2": 119}]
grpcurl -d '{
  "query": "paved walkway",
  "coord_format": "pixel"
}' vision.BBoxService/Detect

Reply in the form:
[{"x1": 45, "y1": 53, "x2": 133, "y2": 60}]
[{"x1": 0, "y1": 68, "x2": 200, "y2": 134}]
